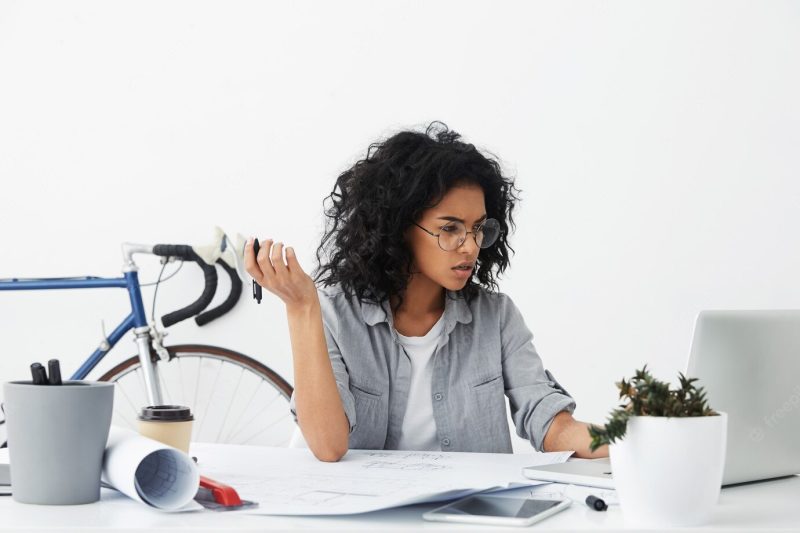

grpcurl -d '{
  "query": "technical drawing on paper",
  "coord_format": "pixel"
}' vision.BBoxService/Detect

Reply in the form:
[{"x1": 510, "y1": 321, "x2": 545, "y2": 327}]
[
  {"x1": 198, "y1": 471, "x2": 426, "y2": 508},
  {"x1": 190, "y1": 444, "x2": 574, "y2": 515},
  {"x1": 360, "y1": 451, "x2": 451, "y2": 471}
]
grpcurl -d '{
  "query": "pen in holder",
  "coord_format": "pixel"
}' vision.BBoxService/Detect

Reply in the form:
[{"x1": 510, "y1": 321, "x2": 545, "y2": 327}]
[{"x1": 47, "y1": 359, "x2": 62, "y2": 386}]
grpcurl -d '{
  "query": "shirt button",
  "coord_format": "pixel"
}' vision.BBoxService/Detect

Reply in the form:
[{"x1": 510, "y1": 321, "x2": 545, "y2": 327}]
[
  {"x1": 441, "y1": 438, "x2": 451, "y2": 446},
  {"x1": 434, "y1": 393, "x2": 443, "y2": 401}
]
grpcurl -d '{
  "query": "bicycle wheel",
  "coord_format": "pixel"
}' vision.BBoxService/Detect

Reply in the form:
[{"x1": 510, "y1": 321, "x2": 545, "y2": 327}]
[{"x1": 98, "y1": 344, "x2": 295, "y2": 447}]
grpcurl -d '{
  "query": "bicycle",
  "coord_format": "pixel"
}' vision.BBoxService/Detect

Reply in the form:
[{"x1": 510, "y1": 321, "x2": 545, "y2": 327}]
[{"x1": 0, "y1": 230, "x2": 294, "y2": 448}]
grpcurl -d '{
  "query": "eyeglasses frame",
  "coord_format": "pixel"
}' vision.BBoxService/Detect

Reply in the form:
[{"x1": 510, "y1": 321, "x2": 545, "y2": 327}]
[{"x1": 413, "y1": 218, "x2": 500, "y2": 252}]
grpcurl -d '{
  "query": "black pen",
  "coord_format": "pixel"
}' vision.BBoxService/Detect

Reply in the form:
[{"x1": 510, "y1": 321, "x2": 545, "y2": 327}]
[
  {"x1": 30, "y1": 362, "x2": 47, "y2": 385},
  {"x1": 586, "y1": 494, "x2": 607, "y2": 511},
  {"x1": 48, "y1": 359, "x2": 62, "y2": 385},
  {"x1": 252, "y1": 238, "x2": 262, "y2": 304}
]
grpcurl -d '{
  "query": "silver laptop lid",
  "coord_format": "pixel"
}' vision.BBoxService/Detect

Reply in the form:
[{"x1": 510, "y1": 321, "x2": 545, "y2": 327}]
[{"x1": 686, "y1": 310, "x2": 800, "y2": 485}]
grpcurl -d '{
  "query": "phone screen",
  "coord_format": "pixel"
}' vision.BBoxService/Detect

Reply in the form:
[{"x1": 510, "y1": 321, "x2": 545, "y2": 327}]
[{"x1": 438, "y1": 495, "x2": 561, "y2": 518}]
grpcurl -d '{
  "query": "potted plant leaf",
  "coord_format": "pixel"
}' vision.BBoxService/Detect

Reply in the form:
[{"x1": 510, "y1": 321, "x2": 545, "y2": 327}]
[{"x1": 589, "y1": 366, "x2": 727, "y2": 527}]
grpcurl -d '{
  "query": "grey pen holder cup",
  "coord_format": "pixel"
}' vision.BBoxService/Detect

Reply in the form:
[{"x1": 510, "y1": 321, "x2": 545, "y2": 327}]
[{"x1": 3, "y1": 380, "x2": 114, "y2": 505}]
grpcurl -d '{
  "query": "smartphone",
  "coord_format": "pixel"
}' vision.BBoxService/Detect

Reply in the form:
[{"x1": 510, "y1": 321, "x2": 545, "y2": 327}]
[{"x1": 423, "y1": 494, "x2": 571, "y2": 527}]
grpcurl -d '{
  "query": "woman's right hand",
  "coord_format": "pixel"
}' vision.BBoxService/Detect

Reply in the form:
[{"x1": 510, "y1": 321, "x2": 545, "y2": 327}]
[{"x1": 244, "y1": 238, "x2": 318, "y2": 311}]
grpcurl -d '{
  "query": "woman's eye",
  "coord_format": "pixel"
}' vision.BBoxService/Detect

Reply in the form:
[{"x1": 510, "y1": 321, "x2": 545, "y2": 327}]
[{"x1": 441, "y1": 225, "x2": 458, "y2": 233}]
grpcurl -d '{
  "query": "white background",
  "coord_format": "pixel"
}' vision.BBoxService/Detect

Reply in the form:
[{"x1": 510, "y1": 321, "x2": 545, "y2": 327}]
[{"x1": 1, "y1": 1, "x2": 798, "y2": 451}]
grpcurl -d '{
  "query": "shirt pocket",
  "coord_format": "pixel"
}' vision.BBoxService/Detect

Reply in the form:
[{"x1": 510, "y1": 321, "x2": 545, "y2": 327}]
[
  {"x1": 472, "y1": 373, "x2": 503, "y2": 390},
  {"x1": 467, "y1": 373, "x2": 511, "y2": 452},
  {"x1": 349, "y1": 382, "x2": 385, "y2": 449}
]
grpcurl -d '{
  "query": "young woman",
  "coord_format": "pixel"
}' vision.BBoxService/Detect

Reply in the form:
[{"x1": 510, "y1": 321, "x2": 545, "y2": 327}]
[{"x1": 245, "y1": 122, "x2": 609, "y2": 462}]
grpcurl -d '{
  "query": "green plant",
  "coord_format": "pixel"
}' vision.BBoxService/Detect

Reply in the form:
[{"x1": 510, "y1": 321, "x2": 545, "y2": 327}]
[{"x1": 588, "y1": 365, "x2": 717, "y2": 452}]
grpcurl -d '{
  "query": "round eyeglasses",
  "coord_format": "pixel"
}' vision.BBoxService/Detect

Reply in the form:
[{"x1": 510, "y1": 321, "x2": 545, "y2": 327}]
[{"x1": 414, "y1": 218, "x2": 501, "y2": 252}]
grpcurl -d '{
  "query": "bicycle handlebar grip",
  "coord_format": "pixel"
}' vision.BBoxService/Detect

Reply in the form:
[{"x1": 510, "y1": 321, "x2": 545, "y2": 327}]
[
  {"x1": 153, "y1": 244, "x2": 218, "y2": 328},
  {"x1": 195, "y1": 257, "x2": 242, "y2": 327}
]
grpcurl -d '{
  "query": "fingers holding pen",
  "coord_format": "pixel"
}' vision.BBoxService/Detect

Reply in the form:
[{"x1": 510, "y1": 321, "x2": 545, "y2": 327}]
[
  {"x1": 256, "y1": 238, "x2": 276, "y2": 281},
  {"x1": 245, "y1": 237, "x2": 277, "y2": 286},
  {"x1": 271, "y1": 241, "x2": 289, "y2": 278},
  {"x1": 245, "y1": 236, "x2": 318, "y2": 309},
  {"x1": 244, "y1": 238, "x2": 263, "y2": 281}
]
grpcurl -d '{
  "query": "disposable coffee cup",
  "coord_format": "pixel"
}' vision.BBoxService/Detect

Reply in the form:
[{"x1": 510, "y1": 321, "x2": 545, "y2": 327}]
[
  {"x1": 3, "y1": 380, "x2": 114, "y2": 505},
  {"x1": 137, "y1": 405, "x2": 193, "y2": 453}
]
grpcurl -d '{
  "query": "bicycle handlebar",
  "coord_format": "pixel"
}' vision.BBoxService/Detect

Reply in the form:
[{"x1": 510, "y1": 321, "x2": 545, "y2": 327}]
[
  {"x1": 152, "y1": 244, "x2": 218, "y2": 328},
  {"x1": 195, "y1": 257, "x2": 242, "y2": 326}
]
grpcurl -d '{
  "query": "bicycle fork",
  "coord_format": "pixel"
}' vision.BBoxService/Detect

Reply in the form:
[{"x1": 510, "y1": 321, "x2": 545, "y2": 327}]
[{"x1": 133, "y1": 326, "x2": 163, "y2": 406}]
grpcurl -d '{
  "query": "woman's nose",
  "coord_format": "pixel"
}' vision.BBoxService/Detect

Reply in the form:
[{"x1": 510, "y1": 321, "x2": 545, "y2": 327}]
[{"x1": 458, "y1": 232, "x2": 480, "y2": 254}]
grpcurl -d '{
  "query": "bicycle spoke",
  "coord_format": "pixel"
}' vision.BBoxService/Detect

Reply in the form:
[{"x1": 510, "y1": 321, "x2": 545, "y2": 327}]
[
  {"x1": 178, "y1": 357, "x2": 187, "y2": 406},
  {"x1": 115, "y1": 373, "x2": 140, "y2": 416},
  {"x1": 221, "y1": 379, "x2": 264, "y2": 443},
  {"x1": 192, "y1": 356, "x2": 202, "y2": 426},
  {"x1": 196, "y1": 358, "x2": 224, "y2": 439},
  {"x1": 136, "y1": 366, "x2": 147, "y2": 406},
  {"x1": 215, "y1": 366, "x2": 245, "y2": 443},
  {"x1": 227, "y1": 389, "x2": 283, "y2": 443},
  {"x1": 158, "y1": 364, "x2": 172, "y2": 405},
  {"x1": 114, "y1": 378, "x2": 142, "y2": 429},
  {"x1": 238, "y1": 412, "x2": 293, "y2": 446}
]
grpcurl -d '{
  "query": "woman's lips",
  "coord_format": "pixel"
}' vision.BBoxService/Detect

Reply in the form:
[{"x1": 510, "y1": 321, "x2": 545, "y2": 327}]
[{"x1": 452, "y1": 266, "x2": 473, "y2": 279}]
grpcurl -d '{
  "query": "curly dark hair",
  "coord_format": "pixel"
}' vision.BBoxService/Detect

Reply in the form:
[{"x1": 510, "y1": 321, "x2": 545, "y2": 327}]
[{"x1": 313, "y1": 121, "x2": 521, "y2": 310}]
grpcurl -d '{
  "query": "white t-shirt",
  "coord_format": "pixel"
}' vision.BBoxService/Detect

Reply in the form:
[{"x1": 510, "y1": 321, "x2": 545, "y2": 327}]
[{"x1": 394, "y1": 312, "x2": 446, "y2": 451}]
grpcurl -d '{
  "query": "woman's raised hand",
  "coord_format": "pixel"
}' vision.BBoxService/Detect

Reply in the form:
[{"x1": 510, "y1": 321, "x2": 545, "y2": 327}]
[{"x1": 244, "y1": 238, "x2": 318, "y2": 311}]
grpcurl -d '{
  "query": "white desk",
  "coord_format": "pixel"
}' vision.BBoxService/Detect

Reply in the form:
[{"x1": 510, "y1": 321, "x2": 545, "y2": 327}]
[{"x1": 1, "y1": 461, "x2": 798, "y2": 531}]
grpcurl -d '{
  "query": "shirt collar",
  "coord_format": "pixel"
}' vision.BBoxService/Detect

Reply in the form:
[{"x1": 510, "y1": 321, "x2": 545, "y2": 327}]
[{"x1": 360, "y1": 289, "x2": 473, "y2": 328}]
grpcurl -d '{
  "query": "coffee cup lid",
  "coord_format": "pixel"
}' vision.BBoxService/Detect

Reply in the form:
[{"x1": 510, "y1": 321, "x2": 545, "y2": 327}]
[{"x1": 138, "y1": 405, "x2": 194, "y2": 422}]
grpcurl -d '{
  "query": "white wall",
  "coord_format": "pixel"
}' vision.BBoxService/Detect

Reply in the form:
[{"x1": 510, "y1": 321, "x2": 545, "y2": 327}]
[{"x1": 2, "y1": 1, "x2": 799, "y2": 449}]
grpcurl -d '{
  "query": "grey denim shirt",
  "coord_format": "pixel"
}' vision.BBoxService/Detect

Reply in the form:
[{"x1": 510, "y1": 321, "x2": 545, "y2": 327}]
[{"x1": 290, "y1": 284, "x2": 576, "y2": 453}]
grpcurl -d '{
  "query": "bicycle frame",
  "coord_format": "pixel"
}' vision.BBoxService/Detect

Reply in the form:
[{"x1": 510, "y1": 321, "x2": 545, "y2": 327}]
[{"x1": 0, "y1": 244, "x2": 163, "y2": 405}]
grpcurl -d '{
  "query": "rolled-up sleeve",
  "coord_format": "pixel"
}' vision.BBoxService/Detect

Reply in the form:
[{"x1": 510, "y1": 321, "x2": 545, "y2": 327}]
[
  {"x1": 289, "y1": 290, "x2": 357, "y2": 434},
  {"x1": 499, "y1": 294, "x2": 576, "y2": 452}
]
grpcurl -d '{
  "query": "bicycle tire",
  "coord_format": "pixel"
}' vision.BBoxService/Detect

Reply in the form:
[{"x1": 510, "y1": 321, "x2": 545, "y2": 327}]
[{"x1": 98, "y1": 344, "x2": 295, "y2": 447}]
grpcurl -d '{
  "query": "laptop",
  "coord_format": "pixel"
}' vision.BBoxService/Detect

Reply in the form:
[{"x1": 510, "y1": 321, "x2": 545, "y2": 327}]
[{"x1": 523, "y1": 310, "x2": 800, "y2": 489}]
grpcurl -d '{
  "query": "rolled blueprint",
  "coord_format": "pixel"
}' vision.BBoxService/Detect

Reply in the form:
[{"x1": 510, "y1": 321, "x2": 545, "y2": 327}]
[{"x1": 102, "y1": 427, "x2": 200, "y2": 511}]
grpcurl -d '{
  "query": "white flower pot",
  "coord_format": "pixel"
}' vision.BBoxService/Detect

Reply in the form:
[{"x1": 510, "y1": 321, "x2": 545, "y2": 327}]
[{"x1": 609, "y1": 412, "x2": 727, "y2": 527}]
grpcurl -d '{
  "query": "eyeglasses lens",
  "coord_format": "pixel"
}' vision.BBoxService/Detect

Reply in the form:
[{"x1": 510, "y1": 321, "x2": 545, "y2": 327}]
[{"x1": 438, "y1": 219, "x2": 500, "y2": 251}]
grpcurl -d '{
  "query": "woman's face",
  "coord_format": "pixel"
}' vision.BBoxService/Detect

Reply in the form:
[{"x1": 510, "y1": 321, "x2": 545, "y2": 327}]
[{"x1": 405, "y1": 183, "x2": 486, "y2": 292}]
